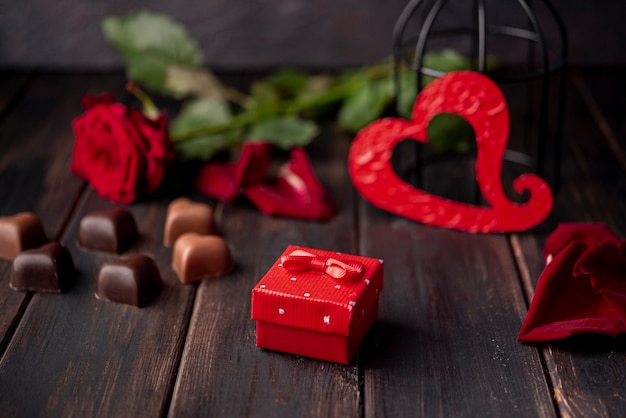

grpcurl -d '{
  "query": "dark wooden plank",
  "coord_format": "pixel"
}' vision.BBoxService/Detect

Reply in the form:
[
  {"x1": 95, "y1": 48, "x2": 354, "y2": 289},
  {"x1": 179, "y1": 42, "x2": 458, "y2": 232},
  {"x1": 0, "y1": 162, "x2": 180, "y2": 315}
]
[
  {"x1": 359, "y1": 76, "x2": 556, "y2": 416},
  {"x1": 0, "y1": 73, "x2": 125, "y2": 352},
  {"x1": 575, "y1": 72, "x2": 626, "y2": 172},
  {"x1": 360, "y1": 210, "x2": 555, "y2": 416},
  {"x1": 0, "y1": 72, "x2": 198, "y2": 416},
  {"x1": 0, "y1": 72, "x2": 31, "y2": 115},
  {"x1": 0, "y1": 190, "x2": 197, "y2": 417},
  {"x1": 511, "y1": 72, "x2": 626, "y2": 417},
  {"x1": 168, "y1": 128, "x2": 362, "y2": 417}
]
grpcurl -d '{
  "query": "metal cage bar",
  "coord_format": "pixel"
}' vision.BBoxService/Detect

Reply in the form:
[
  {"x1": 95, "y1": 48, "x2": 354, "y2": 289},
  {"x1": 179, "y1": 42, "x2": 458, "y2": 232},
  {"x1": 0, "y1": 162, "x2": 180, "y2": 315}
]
[{"x1": 392, "y1": 0, "x2": 567, "y2": 194}]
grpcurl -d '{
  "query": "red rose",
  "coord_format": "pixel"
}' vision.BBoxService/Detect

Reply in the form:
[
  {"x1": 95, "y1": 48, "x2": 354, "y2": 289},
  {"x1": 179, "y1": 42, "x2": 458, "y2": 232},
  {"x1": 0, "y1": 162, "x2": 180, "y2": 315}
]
[{"x1": 71, "y1": 94, "x2": 173, "y2": 204}]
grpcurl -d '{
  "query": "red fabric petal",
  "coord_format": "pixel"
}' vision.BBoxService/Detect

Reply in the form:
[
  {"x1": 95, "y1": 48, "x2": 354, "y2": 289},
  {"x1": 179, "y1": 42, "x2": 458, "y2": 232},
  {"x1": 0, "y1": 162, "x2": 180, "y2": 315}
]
[
  {"x1": 195, "y1": 142, "x2": 271, "y2": 202},
  {"x1": 543, "y1": 223, "x2": 619, "y2": 261},
  {"x1": 518, "y1": 241, "x2": 626, "y2": 342},
  {"x1": 576, "y1": 240, "x2": 626, "y2": 326},
  {"x1": 520, "y1": 224, "x2": 626, "y2": 343},
  {"x1": 245, "y1": 148, "x2": 335, "y2": 220}
]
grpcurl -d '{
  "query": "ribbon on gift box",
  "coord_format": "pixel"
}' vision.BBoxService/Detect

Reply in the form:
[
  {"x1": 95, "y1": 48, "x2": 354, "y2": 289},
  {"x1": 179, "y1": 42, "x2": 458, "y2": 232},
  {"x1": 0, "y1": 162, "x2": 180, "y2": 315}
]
[{"x1": 280, "y1": 250, "x2": 364, "y2": 280}]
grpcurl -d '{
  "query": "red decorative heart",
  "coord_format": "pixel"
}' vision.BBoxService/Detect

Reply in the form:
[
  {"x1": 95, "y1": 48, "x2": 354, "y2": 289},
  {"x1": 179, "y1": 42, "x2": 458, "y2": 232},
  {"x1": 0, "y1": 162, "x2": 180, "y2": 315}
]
[{"x1": 348, "y1": 71, "x2": 553, "y2": 233}]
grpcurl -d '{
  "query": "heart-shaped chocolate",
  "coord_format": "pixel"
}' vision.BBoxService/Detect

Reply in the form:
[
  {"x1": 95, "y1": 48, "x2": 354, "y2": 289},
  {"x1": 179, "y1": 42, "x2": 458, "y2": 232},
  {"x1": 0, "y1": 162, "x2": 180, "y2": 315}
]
[
  {"x1": 0, "y1": 212, "x2": 48, "y2": 260},
  {"x1": 10, "y1": 242, "x2": 75, "y2": 293},
  {"x1": 96, "y1": 255, "x2": 162, "y2": 308},
  {"x1": 172, "y1": 233, "x2": 233, "y2": 284},
  {"x1": 78, "y1": 208, "x2": 138, "y2": 253},
  {"x1": 164, "y1": 198, "x2": 217, "y2": 247},
  {"x1": 348, "y1": 71, "x2": 553, "y2": 233}
]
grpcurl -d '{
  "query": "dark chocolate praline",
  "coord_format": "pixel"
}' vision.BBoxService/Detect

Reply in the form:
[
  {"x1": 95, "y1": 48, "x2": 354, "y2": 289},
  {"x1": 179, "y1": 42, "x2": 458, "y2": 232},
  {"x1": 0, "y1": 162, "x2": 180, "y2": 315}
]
[
  {"x1": 78, "y1": 208, "x2": 138, "y2": 253},
  {"x1": 96, "y1": 255, "x2": 162, "y2": 307}
]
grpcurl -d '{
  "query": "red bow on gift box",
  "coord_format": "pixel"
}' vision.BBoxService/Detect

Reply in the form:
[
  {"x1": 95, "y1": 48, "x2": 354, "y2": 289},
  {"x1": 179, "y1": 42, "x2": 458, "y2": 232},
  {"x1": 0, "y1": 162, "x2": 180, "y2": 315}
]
[{"x1": 280, "y1": 250, "x2": 364, "y2": 280}]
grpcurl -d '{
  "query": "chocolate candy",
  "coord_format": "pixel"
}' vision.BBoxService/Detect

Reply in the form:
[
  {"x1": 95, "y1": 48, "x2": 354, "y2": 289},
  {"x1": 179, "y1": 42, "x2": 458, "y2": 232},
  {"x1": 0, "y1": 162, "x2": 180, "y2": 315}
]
[
  {"x1": 0, "y1": 212, "x2": 47, "y2": 260},
  {"x1": 164, "y1": 198, "x2": 217, "y2": 247},
  {"x1": 172, "y1": 233, "x2": 233, "y2": 284},
  {"x1": 96, "y1": 255, "x2": 162, "y2": 307},
  {"x1": 10, "y1": 243, "x2": 75, "y2": 293},
  {"x1": 78, "y1": 208, "x2": 138, "y2": 253}
]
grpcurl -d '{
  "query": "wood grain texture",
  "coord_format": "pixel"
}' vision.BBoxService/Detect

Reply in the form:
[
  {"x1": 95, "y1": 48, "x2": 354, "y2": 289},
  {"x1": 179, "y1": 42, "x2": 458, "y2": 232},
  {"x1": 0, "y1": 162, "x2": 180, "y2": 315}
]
[
  {"x1": 574, "y1": 73, "x2": 626, "y2": 172},
  {"x1": 0, "y1": 72, "x2": 198, "y2": 416},
  {"x1": 511, "y1": 73, "x2": 626, "y2": 417},
  {"x1": 360, "y1": 209, "x2": 555, "y2": 417},
  {"x1": 168, "y1": 128, "x2": 362, "y2": 417},
  {"x1": 1, "y1": 70, "x2": 625, "y2": 417},
  {"x1": 359, "y1": 77, "x2": 557, "y2": 417},
  {"x1": 0, "y1": 74, "x2": 124, "y2": 353},
  {"x1": 0, "y1": 72, "x2": 31, "y2": 116},
  {"x1": 0, "y1": 190, "x2": 197, "y2": 417}
]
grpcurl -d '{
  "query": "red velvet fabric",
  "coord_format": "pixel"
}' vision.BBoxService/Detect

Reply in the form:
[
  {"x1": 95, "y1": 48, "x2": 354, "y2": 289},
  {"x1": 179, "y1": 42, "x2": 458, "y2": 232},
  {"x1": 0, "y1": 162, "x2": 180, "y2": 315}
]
[
  {"x1": 519, "y1": 223, "x2": 626, "y2": 342},
  {"x1": 542, "y1": 222, "x2": 619, "y2": 260}
]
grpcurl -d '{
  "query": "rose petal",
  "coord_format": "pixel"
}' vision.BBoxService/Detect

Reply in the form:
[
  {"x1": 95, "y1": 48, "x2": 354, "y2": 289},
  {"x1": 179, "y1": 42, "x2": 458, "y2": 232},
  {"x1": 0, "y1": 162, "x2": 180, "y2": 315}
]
[
  {"x1": 80, "y1": 94, "x2": 115, "y2": 109},
  {"x1": 245, "y1": 148, "x2": 335, "y2": 220},
  {"x1": 543, "y1": 223, "x2": 619, "y2": 262},
  {"x1": 70, "y1": 95, "x2": 151, "y2": 204},
  {"x1": 195, "y1": 142, "x2": 271, "y2": 202},
  {"x1": 575, "y1": 240, "x2": 626, "y2": 325},
  {"x1": 518, "y1": 241, "x2": 626, "y2": 342},
  {"x1": 126, "y1": 109, "x2": 173, "y2": 193}
]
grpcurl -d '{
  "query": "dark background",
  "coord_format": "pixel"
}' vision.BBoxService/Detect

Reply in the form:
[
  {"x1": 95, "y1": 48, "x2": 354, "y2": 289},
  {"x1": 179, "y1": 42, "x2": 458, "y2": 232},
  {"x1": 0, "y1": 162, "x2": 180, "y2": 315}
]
[{"x1": 0, "y1": 0, "x2": 623, "y2": 70}]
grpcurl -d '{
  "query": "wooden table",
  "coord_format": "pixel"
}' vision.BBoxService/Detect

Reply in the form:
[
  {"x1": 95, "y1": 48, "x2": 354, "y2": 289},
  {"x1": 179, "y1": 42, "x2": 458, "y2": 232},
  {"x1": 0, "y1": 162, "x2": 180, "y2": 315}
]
[{"x1": 0, "y1": 71, "x2": 625, "y2": 417}]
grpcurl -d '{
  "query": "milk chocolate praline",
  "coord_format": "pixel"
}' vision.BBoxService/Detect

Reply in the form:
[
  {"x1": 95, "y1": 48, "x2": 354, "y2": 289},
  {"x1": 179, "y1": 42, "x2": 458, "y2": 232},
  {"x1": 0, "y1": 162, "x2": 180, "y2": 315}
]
[
  {"x1": 78, "y1": 208, "x2": 138, "y2": 253},
  {"x1": 0, "y1": 212, "x2": 47, "y2": 260},
  {"x1": 96, "y1": 255, "x2": 162, "y2": 307},
  {"x1": 10, "y1": 242, "x2": 75, "y2": 293},
  {"x1": 172, "y1": 233, "x2": 233, "y2": 284},
  {"x1": 164, "y1": 198, "x2": 217, "y2": 247}
]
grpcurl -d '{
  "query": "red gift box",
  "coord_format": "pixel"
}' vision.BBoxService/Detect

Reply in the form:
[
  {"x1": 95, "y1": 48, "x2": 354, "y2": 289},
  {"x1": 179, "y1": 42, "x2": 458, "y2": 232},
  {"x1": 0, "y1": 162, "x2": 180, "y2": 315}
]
[{"x1": 251, "y1": 245, "x2": 384, "y2": 364}]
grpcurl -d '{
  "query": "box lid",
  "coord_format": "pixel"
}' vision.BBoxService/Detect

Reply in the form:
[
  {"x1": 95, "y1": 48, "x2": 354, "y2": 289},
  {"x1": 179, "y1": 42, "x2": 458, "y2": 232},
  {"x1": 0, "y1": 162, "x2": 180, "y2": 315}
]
[{"x1": 251, "y1": 245, "x2": 383, "y2": 337}]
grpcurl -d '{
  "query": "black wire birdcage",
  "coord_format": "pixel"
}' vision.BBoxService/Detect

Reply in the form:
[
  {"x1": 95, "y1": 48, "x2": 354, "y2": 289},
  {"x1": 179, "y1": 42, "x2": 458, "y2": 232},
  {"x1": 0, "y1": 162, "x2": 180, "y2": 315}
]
[{"x1": 392, "y1": 0, "x2": 567, "y2": 196}]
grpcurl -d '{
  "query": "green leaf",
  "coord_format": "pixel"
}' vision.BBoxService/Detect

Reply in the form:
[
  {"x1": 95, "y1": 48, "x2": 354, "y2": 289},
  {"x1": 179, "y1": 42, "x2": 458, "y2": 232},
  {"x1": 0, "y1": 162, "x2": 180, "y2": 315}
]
[
  {"x1": 338, "y1": 77, "x2": 394, "y2": 133},
  {"x1": 423, "y1": 49, "x2": 470, "y2": 75},
  {"x1": 170, "y1": 97, "x2": 232, "y2": 137},
  {"x1": 266, "y1": 69, "x2": 309, "y2": 98},
  {"x1": 247, "y1": 117, "x2": 319, "y2": 149},
  {"x1": 102, "y1": 11, "x2": 203, "y2": 93},
  {"x1": 246, "y1": 81, "x2": 281, "y2": 118},
  {"x1": 174, "y1": 131, "x2": 241, "y2": 161},
  {"x1": 164, "y1": 65, "x2": 224, "y2": 99},
  {"x1": 427, "y1": 113, "x2": 474, "y2": 154},
  {"x1": 170, "y1": 97, "x2": 243, "y2": 160}
]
